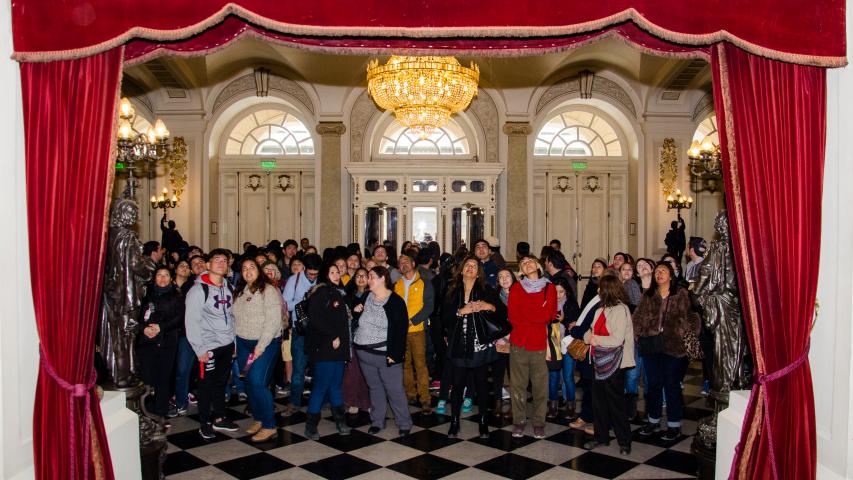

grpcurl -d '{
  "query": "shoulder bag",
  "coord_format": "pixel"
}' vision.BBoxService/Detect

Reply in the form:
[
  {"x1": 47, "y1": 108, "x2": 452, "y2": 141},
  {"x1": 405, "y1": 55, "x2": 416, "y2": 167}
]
[{"x1": 637, "y1": 297, "x2": 668, "y2": 356}]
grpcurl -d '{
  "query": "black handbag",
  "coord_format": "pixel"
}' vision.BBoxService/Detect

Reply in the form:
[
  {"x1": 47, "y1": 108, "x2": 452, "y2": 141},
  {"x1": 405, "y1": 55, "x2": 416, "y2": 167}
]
[
  {"x1": 480, "y1": 312, "x2": 506, "y2": 342},
  {"x1": 638, "y1": 296, "x2": 669, "y2": 356},
  {"x1": 637, "y1": 334, "x2": 664, "y2": 356},
  {"x1": 293, "y1": 298, "x2": 310, "y2": 336}
]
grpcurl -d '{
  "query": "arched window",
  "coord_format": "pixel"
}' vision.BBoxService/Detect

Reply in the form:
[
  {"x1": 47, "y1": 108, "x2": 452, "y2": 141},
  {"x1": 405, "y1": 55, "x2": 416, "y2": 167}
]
[
  {"x1": 224, "y1": 108, "x2": 314, "y2": 156},
  {"x1": 534, "y1": 110, "x2": 623, "y2": 157},
  {"x1": 693, "y1": 114, "x2": 719, "y2": 145},
  {"x1": 378, "y1": 120, "x2": 470, "y2": 156}
]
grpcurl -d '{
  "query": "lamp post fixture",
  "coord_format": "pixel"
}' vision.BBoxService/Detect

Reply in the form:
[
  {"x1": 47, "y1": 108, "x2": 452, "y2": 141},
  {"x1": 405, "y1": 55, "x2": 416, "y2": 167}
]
[
  {"x1": 151, "y1": 187, "x2": 178, "y2": 219},
  {"x1": 116, "y1": 97, "x2": 172, "y2": 199},
  {"x1": 687, "y1": 140, "x2": 723, "y2": 193},
  {"x1": 666, "y1": 188, "x2": 694, "y2": 216}
]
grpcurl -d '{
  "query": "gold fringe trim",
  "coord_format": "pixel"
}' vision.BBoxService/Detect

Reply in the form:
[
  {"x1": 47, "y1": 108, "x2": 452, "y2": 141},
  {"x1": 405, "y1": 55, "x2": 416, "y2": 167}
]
[
  {"x1": 11, "y1": 5, "x2": 846, "y2": 67},
  {"x1": 122, "y1": 26, "x2": 711, "y2": 67},
  {"x1": 102, "y1": 48, "x2": 124, "y2": 260},
  {"x1": 716, "y1": 42, "x2": 768, "y2": 480},
  {"x1": 89, "y1": 414, "x2": 105, "y2": 480}
]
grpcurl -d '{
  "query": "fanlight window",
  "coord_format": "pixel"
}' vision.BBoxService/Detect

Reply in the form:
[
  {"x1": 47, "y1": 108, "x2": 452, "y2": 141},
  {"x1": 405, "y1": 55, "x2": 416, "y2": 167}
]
[
  {"x1": 693, "y1": 115, "x2": 719, "y2": 146},
  {"x1": 379, "y1": 120, "x2": 470, "y2": 155},
  {"x1": 534, "y1": 111, "x2": 622, "y2": 157},
  {"x1": 225, "y1": 109, "x2": 314, "y2": 156}
]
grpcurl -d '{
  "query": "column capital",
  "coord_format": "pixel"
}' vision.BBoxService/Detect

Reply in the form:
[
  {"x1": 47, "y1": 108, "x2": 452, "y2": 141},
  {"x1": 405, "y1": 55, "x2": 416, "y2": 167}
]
[
  {"x1": 315, "y1": 122, "x2": 347, "y2": 136},
  {"x1": 503, "y1": 122, "x2": 533, "y2": 136}
]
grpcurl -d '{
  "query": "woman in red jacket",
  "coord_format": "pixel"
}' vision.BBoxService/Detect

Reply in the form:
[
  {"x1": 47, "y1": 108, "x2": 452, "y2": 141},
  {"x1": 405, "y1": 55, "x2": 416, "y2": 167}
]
[{"x1": 508, "y1": 255, "x2": 557, "y2": 439}]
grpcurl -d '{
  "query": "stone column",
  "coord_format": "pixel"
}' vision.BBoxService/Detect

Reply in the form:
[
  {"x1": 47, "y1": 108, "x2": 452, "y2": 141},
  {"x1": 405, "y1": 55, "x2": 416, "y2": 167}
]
[
  {"x1": 503, "y1": 122, "x2": 532, "y2": 255},
  {"x1": 316, "y1": 122, "x2": 346, "y2": 248}
]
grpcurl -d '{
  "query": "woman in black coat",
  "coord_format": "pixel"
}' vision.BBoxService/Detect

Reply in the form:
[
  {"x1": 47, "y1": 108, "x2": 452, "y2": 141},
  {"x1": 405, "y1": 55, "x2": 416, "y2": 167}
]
[
  {"x1": 303, "y1": 263, "x2": 351, "y2": 439},
  {"x1": 580, "y1": 258, "x2": 608, "y2": 310},
  {"x1": 136, "y1": 266, "x2": 184, "y2": 418},
  {"x1": 352, "y1": 266, "x2": 413, "y2": 436},
  {"x1": 441, "y1": 257, "x2": 511, "y2": 438}
]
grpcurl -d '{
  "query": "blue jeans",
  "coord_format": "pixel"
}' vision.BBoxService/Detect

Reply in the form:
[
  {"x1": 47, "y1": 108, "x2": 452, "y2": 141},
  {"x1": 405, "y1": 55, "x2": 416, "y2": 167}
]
[
  {"x1": 228, "y1": 360, "x2": 246, "y2": 397},
  {"x1": 289, "y1": 333, "x2": 308, "y2": 407},
  {"x1": 307, "y1": 360, "x2": 345, "y2": 414},
  {"x1": 549, "y1": 355, "x2": 576, "y2": 401},
  {"x1": 643, "y1": 352, "x2": 688, "y2": 427},
  {"x1": 236, "y1": 336, "x2": 282, "y2": 429},
  {"x1": 624, "y1": 350, "x2": 644, "y2": 394},
  {"x1": 174, "y1": 337, "x2": 196, "y2": 409}
]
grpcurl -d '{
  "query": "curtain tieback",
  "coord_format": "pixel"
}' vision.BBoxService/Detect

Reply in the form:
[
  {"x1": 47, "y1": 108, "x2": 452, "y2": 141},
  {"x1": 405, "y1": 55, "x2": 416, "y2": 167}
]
[
  {"x1": 730, "y1": 339, "x2": 811, "y2": 480},
  {"x1": 39, "y1": 346, "x2": 96, "y2": 480}
]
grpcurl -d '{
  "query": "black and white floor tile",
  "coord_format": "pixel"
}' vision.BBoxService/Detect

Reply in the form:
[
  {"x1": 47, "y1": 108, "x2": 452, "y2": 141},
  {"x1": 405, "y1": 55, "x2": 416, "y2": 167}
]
[{"x1": 164, "y1": 366, "x2": 711, "y2": 479}]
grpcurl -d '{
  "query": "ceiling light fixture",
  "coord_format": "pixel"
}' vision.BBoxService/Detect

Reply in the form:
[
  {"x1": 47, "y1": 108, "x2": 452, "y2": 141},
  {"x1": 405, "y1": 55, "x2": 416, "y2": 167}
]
[{"x1": 367, "y1": 56, "x2": 479, "y2": 138}]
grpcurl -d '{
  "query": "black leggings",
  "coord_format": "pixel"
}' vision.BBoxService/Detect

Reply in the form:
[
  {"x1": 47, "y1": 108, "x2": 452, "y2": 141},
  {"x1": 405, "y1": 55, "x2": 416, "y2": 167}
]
[
  {"x1": 450, "y1": 363, "x2": 489, "y2": 418},
  {"x1": 137, "y1": 344, "x2": 176, "y2": 416},
  {"x1": 490, "y1": 353, "x2": 509, "y2": 401}
]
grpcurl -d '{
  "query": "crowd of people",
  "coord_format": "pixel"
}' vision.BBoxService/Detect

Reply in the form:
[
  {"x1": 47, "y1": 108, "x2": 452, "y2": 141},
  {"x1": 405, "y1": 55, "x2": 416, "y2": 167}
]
[{"x1": 130, "y1": 232, "x2": 711, "y2": 456}]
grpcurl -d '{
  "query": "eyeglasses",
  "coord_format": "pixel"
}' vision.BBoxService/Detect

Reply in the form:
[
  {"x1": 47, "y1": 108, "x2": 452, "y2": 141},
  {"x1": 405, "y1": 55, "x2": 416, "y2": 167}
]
[
  {"x1": 355, "y1": 274, "x2": 368, "y2": 279},
  {"x1": 305, "y1": 271, "x2": 319, "y2": 278}
]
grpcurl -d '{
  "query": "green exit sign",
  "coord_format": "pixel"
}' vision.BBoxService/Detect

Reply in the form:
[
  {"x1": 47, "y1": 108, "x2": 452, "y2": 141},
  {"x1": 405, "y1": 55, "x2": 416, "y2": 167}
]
[
  {"x1": 260, "y1": 160, "x2": 276, "y2": 169},
  {"x1": 571, "y1": 161, "x2": 588, "y2": 170},
  {"x1": 115, "y1": 162, "x2": 126, "y2": 170}
]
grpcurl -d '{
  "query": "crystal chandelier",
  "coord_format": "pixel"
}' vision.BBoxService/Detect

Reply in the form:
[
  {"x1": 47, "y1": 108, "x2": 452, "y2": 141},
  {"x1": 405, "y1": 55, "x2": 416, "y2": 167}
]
[
  {"x1": 687, "y1": 140, "x2": 723, "y2": 193},
  {"x1": 116, "y1": 98, "x2": 172, "y2": 198},
  {"x1": 367, "y1": 56, "x2": 479, "y2": 138}
]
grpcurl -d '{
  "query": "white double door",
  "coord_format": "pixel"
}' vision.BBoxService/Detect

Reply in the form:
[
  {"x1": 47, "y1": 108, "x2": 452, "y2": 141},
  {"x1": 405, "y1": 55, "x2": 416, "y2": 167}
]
[
  {"x1": 534, "y1": 168, "x2": 628, "y2": 275},
  {"x1": 220, "y1": 170, "x2": 302, "y2": 249}
]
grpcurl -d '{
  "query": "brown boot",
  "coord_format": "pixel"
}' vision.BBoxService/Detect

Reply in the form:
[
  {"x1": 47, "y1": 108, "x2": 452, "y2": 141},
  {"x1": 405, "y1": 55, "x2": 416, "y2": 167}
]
[
  {"x1": 250, "y1": 428, "x2": 278, "y2": 443},
  {"x1": 547, "y1": 400, "x2": 558, "y2": 420},
  {"x1": 246, "y1": 421, "x2": 262, "y2": 435},
  {"x1": 562, "y1": 401, "x2": 577, "y2": 421}
]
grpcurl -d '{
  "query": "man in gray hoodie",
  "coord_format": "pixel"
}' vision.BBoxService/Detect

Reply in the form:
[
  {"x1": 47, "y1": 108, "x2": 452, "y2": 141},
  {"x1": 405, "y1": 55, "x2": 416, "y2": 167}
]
[{"x1": 185, "y1": 248, "x2": 239, "y2": 440}]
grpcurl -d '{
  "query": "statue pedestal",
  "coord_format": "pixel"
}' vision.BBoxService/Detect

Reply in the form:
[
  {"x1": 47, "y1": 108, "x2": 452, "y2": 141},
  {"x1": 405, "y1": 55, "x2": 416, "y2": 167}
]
[
  {"x1": 715, "y1": 390, "x2": 751, "y2": 479},
  {"x1": 102, "y1": 382, "x2": 167, "y2": 479},
  {"x1": 101, "y1": 390, "x2": 142, "y2": 480}
]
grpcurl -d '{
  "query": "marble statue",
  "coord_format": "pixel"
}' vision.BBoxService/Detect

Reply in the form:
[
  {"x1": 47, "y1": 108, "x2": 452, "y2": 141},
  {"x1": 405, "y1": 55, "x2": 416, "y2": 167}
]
[{"x1": 98, "y1": 198, "x2": 155, "y2": 388}]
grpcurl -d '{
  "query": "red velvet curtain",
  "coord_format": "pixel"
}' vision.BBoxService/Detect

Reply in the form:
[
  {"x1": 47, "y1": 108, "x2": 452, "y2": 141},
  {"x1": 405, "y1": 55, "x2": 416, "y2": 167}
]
[
  {"x1": 11, "y1": 1, "x2": 846, "y2": 65},
  {"x1": 11, "y1": 8, "x2": 832, "y2": 480},
  {"x1": 711, "y1": 42, "x2": 823, "y2": 480},
  {"x1": 123, "y1": 19, "x2": 706, "y2": 63},
  {"x1": 21, "y1": 48, "x2": 123, "y2": 480}
]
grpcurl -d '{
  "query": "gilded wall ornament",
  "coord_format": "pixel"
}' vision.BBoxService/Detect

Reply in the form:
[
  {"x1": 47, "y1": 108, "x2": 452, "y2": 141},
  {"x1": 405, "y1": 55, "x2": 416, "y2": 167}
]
[
  {"x1": 660, "y1": 138, "x2": 678, "y2": 197},
  {"x1": 167, "y1": 136, "x2": 188, "y2": 204}
]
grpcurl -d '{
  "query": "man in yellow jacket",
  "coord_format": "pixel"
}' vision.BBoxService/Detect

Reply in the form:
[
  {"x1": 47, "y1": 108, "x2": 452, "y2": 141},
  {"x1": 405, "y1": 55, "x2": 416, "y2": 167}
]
[{"x1": 394, "y1": 252, "x2": 435, "y2": 413}]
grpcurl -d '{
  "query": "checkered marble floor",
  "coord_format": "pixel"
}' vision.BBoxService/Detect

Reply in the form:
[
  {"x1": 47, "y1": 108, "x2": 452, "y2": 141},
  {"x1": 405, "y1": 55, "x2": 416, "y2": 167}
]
[{"x1": 164, "y1": 367, "x2": 711, "y2": 479}]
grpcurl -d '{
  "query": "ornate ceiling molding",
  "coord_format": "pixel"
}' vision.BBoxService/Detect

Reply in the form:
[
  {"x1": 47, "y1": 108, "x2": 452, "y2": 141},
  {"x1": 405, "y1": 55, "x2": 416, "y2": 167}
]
[
  {"x1": 349, "y1": 90, "x2": 382, "y2": 164},
  {"x1": 465, "y1": 90, "x2": 499, "y2": 163},
  {"x1": 537, "y1": 74, "x2": 638, "y2": 118},
  {"x1": 212, "y1": 73, "x2": 315, "y2": 115},
  {"x1": 692, "y1": 92, "x2": 715, "y2": 122},
  {"x1": 350, "y1": 88, "x2": 497, "y2": 163}
]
